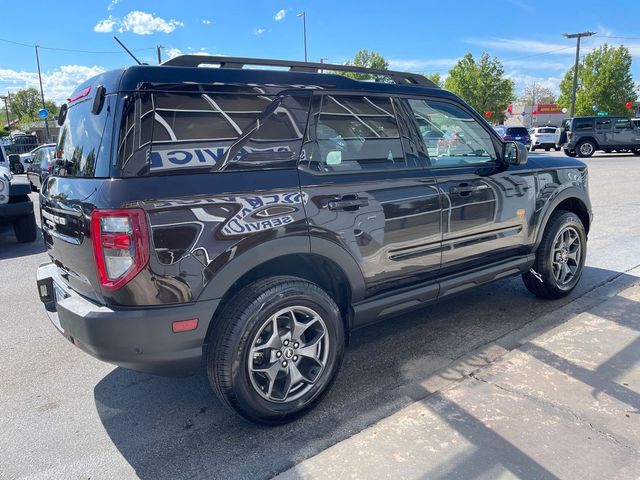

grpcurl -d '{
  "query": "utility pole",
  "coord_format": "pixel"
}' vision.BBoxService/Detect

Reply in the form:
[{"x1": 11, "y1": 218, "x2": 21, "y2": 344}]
[
  {"x1": 1, "y1": 93, "x2": 13, "y2": 139},
  {"x1": 34, "y1": 45, "x2": 51, "y2": 142},
  {"x1": 531, "y1": 81, "x2": 536, "y2": 128},
  {"x1": 157, "y1": 45, "x2": 163, "y2": 64},
  {"x1": 297, "y1": 12, "x2": 307, "y2": 62},
  {"x1": 562, "y1": 31, "x2": 595, "y2": 117}
]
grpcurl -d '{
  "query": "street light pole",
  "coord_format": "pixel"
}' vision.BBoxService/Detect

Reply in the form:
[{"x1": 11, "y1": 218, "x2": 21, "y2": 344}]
[
  {"x1": 34, "y1": 45, "x2": 51, "y2": 142},
  {"x1": 562, "y1": 31, "x2": 595, "y2": 117},
  {"x1": 1, "y1": 93, "x2": 13, "y2": 139},
  {"x1": 297, "y1": 12, "x2": 307, "y2": 62},
  {"x1": 157, "y1": 45, "x2": 163, "y2": 64}
]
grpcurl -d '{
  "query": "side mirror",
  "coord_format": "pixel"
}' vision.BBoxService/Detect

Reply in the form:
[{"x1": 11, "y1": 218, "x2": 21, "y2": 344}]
[{"x1": 503, "y1": 141, "x2": 528, "y2": 166}]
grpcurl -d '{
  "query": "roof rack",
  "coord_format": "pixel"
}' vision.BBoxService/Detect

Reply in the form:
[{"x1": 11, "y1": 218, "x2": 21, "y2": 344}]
[{"x1": 161, "y1": 55, "x2": 438, "y2": 87}]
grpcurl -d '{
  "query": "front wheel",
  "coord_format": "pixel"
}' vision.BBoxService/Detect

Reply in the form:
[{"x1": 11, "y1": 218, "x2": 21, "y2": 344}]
[
  {"x1": 13, "y1": 214, "x2": 37, "y2": 243},
  {"x1": 523, "y1": 211, "x2": 587, "y2": 299},
  {"x1": 207, "y1": 276, "x2": 345, "y2": 425}
]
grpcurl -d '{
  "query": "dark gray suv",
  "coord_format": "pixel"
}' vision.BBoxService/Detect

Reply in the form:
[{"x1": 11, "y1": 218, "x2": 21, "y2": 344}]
[{"x1": 558, "y1": 116, "x2": 640, "y2": 157}]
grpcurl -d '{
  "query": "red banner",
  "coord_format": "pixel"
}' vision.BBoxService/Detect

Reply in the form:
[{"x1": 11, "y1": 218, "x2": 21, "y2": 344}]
[{"x1": 536, "y1": 104, "x2": 563, "y2": 114}]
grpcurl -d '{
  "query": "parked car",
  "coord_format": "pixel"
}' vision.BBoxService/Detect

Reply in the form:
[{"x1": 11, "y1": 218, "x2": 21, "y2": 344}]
[
  {"x1": 557, "y1": 116, "x2": 640, "y2": 157},
  {"x1": 36, "y1": 56, "x2": 592, "y2": 425},
  {"x1": 0, "y1": 144, "x2": 38, "y2": 242},
  {"x1": 530, "y1": 126, "x2": 560, "y2": 151},
  {"x1": 495, "y1": 126, "x2": 532, "y2": 149},
  {"x1": 3, "y1": 133, "x2": 39, "y2": 156},
  {"x1": 19, "y1": 143, "x2": 56, "y2": 174},
  {"x1": 26, "y1": 145, "x2": 56, "y2": 191}
]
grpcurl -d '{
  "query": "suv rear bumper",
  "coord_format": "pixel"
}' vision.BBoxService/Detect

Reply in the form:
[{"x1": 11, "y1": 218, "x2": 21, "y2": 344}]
[{"x1": 36, "y1": 262, "x2": 219, "y2": 377}]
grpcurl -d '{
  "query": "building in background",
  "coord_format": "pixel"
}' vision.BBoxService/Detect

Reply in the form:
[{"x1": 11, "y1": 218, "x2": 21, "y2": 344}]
[{"x1": 504, "y1": 102, "x2": 568, "y2": 128}]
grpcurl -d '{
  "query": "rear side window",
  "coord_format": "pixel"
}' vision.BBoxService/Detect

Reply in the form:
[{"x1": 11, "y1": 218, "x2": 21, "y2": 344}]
[
  {"x1": 571, "y1": 118, "x2": 593, "y2": 131},
  {"x1": 596, "y1": 118, "x2": 611, "y2": 129},
  {"x1": 306, "y1": 94, "x2": 407, "y2": 172},
  {"x1": 118, "y1": 91, "x2": 310, "y2": 176},
  {"x1": 56, "y1": 97, "x2": 112, "y2": 177}
]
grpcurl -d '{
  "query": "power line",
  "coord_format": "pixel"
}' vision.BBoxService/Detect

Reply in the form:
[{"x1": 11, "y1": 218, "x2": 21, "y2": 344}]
[
  {"x1": 595, "y1": 35, "x2": 640, "y2": 40},
  {"x1": 0, "y1": 36, "x2": 154, "y2": 54}
]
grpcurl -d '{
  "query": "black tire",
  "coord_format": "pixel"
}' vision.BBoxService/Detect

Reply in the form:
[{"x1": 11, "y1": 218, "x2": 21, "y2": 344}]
[
  {"x1": 530, "y1": 146, "x2": 536, "y2": 152},
  {"x1": 544, "y1": 148, "x2": 550, "y2": 152},
  {"x1": 603, "y1": 149, "x2": 613, "y2": 153},
  {"x1": 576, "y1": 139, "x2": 596, "y2": 158},
  {"x1": 633, "y1": 149, "x2": 640, "y2": 156},
  {"x1": 555, "y1": 147, "x2": 561, "y2": 151},
  {"x1": 15, "y1": 164, "x2": 24, "y2": 174},
  {"x1": 13, "y1": 214, "x2": 37, "y2": 243},
  {"x1": 563, "y1": 149, "x2": 576, "y2": 157},
  {"x1": 207, "y1": 276, "x2": 345, "y2": 425},
  {"x1": 522, "y1": 211, "x2": 587, "y2": 299}
]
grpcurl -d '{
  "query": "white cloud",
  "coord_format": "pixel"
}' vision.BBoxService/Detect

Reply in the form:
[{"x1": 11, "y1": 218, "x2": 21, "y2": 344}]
[
  {"x1": 202, "y1": 19, "x2": 212, "y2": 25},
  {"x1": 253, "y1": 28, "x2": 266, "y2": 35},
  {"x1": 466, "y1": 37, "x2": 571, "y2": 54},
  {"x1": 94, "y1": 16, "x2": 117, "y2": 33},
  {"x1": 0, "y1": 65, "x2": 106, "y2": 104},
  {"x1": 107, "y1": 0, "x2": 120, "y2": 11},
  {"x1": 388, "y1": 58, "x2": 459, "y2": 72},
  {"x1": 164, "y1": 47, "x2": 183, "y2": 59},
  {"x1": 95, "y1": 11, "x2": 184, "y2": 35},
  {"x1": 120, "y1": 11, "x2": 184, "y2": 35},
  {"x1": 274, "y1": 9, "x2": 287, "y2": 21}
]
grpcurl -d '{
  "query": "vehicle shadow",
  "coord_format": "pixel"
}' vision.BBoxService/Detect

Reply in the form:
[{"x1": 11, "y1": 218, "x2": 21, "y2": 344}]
[
  {"x1": 0, "y1": 226, "x2": 46, "y2": 259},
  {"x1": 93, "y1": 267, "x2": 640, "y2": 480}
]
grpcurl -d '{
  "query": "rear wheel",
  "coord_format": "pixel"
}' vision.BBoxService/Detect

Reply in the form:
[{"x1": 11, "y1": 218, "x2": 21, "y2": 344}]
[
  {"x1": 530, "y1": 146, "x2": 536, "y2": 152},
  {"x1": 577, "y1": 139, "x2": 596, "y2": 158},
  {"x1": 633, "y1": 149, "x2": 640, "y2": 156},
  {"x1": 523, "y1": 211, "x2": 586, "y2": 299},
  {"x1": 555, "y1": 147, "x2": 561, "y2": 151},
  {"x1": 603, "y1": 148, "x2": 613, "y2": 153},
  {"x1": 207, "y1": 276, "x2": 345, "y2": 425},
  {"x1": 13, "y1": 214, "x2": 37, "y2": 243},
  {"x1": 544, "y1": 147, "x2": 550, "y2": 151}
]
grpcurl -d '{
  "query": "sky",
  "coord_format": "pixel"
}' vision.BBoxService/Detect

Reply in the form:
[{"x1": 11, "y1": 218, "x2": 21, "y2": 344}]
[{"x1": 1, "y1": 0, "x2": 639, "y2": 104}]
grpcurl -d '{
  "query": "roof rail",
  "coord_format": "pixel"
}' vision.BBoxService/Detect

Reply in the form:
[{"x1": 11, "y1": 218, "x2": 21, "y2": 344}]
[{"x1": 161, "y1": 55, "x2": 438, "y2": 87}]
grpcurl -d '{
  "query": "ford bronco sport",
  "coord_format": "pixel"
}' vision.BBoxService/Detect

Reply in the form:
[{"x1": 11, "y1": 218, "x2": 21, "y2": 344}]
[{"x1": 36, "y1": 56, "x2": 592, "y2": 424}]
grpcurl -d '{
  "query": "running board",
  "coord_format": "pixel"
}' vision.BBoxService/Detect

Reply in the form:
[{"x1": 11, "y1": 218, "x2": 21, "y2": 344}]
[{"x1": 351, "y1": 255, "x2": 535, "y2": 329}]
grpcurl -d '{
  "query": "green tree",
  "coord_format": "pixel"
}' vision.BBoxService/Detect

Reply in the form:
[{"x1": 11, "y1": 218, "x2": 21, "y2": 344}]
[
  {"x1": 558, "y1": 44, "x2": 637, "y2": 116},
  {"x1": 425, "y1": 72, "x2": 443, "y2": 87},
  {"x1": 9, "y1": 88, "x2": 59, "y2": 126},
  {"x1": 341, "y1": 49, "x2": 389, "y2": 81},
  {"x1": 444, "y1": 53, "x2": 515, "y2": 123}
]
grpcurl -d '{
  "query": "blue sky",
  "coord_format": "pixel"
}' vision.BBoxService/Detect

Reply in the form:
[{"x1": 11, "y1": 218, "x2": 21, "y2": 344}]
[{"x1": 1, "y1": 0, "x2": 639, "y2": 103}]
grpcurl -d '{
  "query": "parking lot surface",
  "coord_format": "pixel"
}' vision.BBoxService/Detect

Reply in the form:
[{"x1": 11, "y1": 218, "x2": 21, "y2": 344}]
[{"x1": 1, "y1": 151, "x2": 640, "y2": 479}]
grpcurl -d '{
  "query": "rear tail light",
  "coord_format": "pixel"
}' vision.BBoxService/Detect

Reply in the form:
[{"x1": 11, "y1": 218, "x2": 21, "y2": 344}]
[
  {"x1": 91, "y1": 209, "x2": 149, "y2": 291},
  {"x1": 504, "y1": 135, "x2": 513, "y2": 140},
  {"x1": 47, "y1": 165, "x2": 52, "y2": 172}
]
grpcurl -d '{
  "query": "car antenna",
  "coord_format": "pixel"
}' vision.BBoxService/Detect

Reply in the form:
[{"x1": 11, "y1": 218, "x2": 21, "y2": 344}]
[{"x1": 113, "y1": 36, "x2": 144, "y2": 65}]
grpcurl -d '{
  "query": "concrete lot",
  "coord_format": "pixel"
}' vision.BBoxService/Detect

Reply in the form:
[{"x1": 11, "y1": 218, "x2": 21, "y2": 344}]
[{"x1": 1, "y1": 150, "x2": 640, "y2": 479}]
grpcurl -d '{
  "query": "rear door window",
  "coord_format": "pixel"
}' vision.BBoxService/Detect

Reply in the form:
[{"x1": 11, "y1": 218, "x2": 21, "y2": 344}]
[
  {"x1": 596, "y1": 118, "x2": 612, "y2": 129},
  {"x1": 614, "y1": 118, "x2": 631, "y2": 129}
]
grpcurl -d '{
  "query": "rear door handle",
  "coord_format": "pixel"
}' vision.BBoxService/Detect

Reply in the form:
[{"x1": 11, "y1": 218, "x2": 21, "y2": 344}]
[
  {"x1": 327, "y1": 196, "x2": 369, "y2": 211},
  {"x1": 449, "y1": 184, "x2": 488, "y2": 195}
]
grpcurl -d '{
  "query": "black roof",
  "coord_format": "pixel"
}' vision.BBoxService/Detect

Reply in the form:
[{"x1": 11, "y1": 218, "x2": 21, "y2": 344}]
[{"x1": 69, "y1": 55, "x2": 456, "y2": 102}]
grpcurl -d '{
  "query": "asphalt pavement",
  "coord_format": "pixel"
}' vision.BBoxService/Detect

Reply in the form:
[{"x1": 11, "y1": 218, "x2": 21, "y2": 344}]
[{"x1": 1, "y1": 150, "x2": 640, "y2": 480}]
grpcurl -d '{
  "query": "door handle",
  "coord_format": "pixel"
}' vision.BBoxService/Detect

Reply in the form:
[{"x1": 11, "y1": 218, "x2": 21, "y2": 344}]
[
  {"x1": 449, "y1": 184, "x2": 488, "y2": 195},
  {"x1": 327, "y1": 195, "x2": 369, "y2": 211}
]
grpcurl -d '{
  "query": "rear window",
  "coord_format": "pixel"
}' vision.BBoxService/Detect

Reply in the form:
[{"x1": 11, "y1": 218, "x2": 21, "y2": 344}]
[
  {"x1": 537, "y1": 127, "x2": 556, "y2": 133},
  {"x1": 506, "y1": 127, "x2": 528, "y2": 136},
  {"x1": 571, "y1": 118, "x2": 593, "y2": 131},
  {"x1": 56, "y1": 96, "x2": 112, "y2": 177}
]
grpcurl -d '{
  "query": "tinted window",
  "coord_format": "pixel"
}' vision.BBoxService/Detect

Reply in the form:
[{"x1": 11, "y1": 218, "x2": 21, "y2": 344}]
[
  {"x1": 308, "y1": 95, "x2": 408, "y2": 172},
  {"x1": 571, "y1": 118, "x2": 593, "y2": 130},
  {"x1": 506, "y1": 127, "x2": 529, "y2": 136},
  {"x1": 537, "y1": 127, "x2": 556, "y2": 133},
  {"x1": 408, "y1": 98, "x2": 497, "y2": 167},
  {"x1": 596, "y1": 118, "x2": 612, "y2": 129},
  {"x1": 614, "y1": 118, "x2": 631, "y2": 129},
  {"x1": 56, "y1": 96, "x2": 111, "y2": 177},
  {"x1": 119, "y1": 92, "x2": 308, "y2": 176}
]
